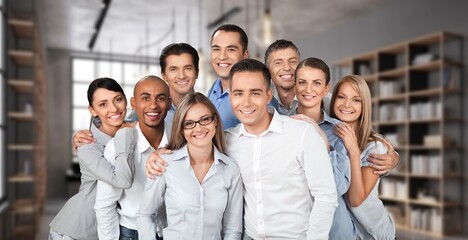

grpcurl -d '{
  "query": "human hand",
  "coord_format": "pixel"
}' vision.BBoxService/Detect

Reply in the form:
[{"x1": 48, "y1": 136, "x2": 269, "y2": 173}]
[
  {"x1": 145, "y1": 148, "x2": 172, "y2": 179},
  {"x1": 334, "y1": 123, "x2": 360, "y2": 154},
  {"x1": 73, "y1": 129, "x2": 95, "y2": 154},
  {"x1": 368, "y1": 138, "x2": 400, "y2": 175}
]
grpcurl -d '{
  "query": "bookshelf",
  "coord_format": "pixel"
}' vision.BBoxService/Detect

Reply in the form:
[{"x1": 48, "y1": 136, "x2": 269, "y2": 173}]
[
  {"x1": 6, "y1": 3, "x2": 47, "y2": 239},
  {"x1": 334, "y1": 32, "x2": 464, "y2": 237}
]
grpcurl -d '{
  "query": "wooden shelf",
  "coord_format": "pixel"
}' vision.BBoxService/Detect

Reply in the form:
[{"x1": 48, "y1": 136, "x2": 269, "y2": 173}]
[
  {"x1": 409, "y1": 173, "x2": 462, "y2": 179},
  {"x1": 362, "y1": 74, "x2": 377, "y2": 83},
  {"x1": 8, "y1": 19, "x2": 34, "y2": 38},
  {"x1": 380, "y1": 43, "x2": 406, "y2": 54},
  {"x1": 8, "y1": 80, "x2": 34, "y2": 94},
  {"x1": 8, "y1": 112, "x2": 34, "y2": 121},
  {"x1": 8, "y1": 174, "x2": 34, "y2": 183},
  {"x1": 334, "y1": 31, "x2": 464, "y2": 237},
  {"x1": 7, "y1": 144, "x2": 35, "y2": 151},
  {"x1": 379, "y1": 67, "x2": 407, "y2": 78},
  {"x1": 380, "y1": 196, "x2": 408, "y2": 203},
  {"x1": 410, "y1": 60, "x2": 441, "y2": 71},
  {"x1": 10, "y1": 199, "x2": 35, "y2": 214},
  {"x1": 8, "y1": 50, "x2": 34, "y2": 66},
  {"x1": 375, "y1": 120, "x2": 407, "y2": 126},
  {"x1": 378, "y1": 93, "x2": 406, "y2": 102},
  {"x1": 409, "y1": 199, "x2": 461, "y2": 208}
]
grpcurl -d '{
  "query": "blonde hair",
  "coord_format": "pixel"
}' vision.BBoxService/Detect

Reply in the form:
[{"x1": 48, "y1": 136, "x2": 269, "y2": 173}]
[
  {"x1": 330, "y1": 75, "x2": 383, "y2": 150},
  {"x1": 166, "y1": 92, "x2": 227, "y2": 153}
]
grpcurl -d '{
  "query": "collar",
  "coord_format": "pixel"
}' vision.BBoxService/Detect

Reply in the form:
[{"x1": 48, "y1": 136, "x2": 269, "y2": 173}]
[
  {"x1": 172, "y1": 144, "x2": 229, "y2": 166},
  {"x1": 271, "y1": 83, "x2": 298, "y2": 108},
  {"x1": 236, "y1": 107, "x2": 283, "y2": 137},
  {"x1": 91, "y1": 122, "x2": 112, "y2": 146},
  {"x1": 321, "y1": 109, "x2": 341, "y2": 126},
  {"x1": 135, "y1": 123, "x2": 169, "y2": 154}
]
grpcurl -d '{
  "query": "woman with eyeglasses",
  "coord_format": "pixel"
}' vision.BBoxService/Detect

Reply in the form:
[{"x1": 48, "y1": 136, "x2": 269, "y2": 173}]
[{"x1": 136, "y1": 92, "x2": 243, "y2": 240}]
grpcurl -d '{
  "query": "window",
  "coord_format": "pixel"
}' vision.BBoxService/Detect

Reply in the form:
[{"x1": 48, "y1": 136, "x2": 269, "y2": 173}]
[{"x1": 72, "y1": 58, "x2": 159, "y2": 133}]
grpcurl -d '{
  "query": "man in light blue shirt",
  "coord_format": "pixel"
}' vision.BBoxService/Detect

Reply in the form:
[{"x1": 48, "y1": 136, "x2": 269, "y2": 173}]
[{"x1": 207, "y1": 24, "x2": 249, "y2": 129}]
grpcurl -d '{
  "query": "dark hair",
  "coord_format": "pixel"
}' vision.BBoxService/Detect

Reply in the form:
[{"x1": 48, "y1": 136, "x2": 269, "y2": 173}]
[
  {"x1": 211, "y1": 24, "x2": 248, "y2": 52},
  {"x1": 167, "y1": 92, "x2": 226, "y2": 153},
  {"x1": 228, "y1": 59, "x2": 271, "y2": 90},
  {"x1": 160, "y1": 43, "x2": 199, "y2": 74},
  {"x1": 264, "y1": 39, "x2": 300, "y2": 65},
  {"x1": 295, "y1": 57, "x2": 330, "y2": 84},
  {"x1": 87, "y1": 77, "x2": 125, "y2": 105}
]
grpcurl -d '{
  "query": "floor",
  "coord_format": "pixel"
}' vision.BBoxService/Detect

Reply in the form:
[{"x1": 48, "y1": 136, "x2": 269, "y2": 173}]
[{"x1": 39, "y1": 198, "x2": 468, "y2": 240}]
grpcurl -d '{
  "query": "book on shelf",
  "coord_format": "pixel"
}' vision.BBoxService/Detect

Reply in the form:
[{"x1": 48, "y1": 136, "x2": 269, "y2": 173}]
[
  {"x1": 410, "y1": 208, "x2": 441, "y2": 233},
  {"x1": 379, "y1": 104, "x2": 406, "y2": 122},
  {"x1": 409, "y1": 101, "x2": 442, "y2": 120},
  {"x1": 411, "y1": 154, "x2": 441, "y2": 175},
  {"x1": 380, "y1": 178, "x2": 407, "y2": 199}
]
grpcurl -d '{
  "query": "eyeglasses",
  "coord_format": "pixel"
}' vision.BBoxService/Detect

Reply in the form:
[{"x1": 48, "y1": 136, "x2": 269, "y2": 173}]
[{"x1": 182, "y1": 115, "x2": 215, "y2": 129}]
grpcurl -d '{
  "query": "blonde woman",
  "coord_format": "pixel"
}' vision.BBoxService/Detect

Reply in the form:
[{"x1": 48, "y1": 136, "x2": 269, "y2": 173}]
[
  {"x1": 136, "y1": 92, "x2": 243, "y2": 240},
  {"x1": 331, "y1": 75, "x2": 395, "y2": 240}
]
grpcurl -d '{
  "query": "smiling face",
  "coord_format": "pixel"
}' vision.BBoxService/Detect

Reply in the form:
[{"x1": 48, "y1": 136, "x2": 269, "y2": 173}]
[
  {"x1": 295, "y1": 66, "x2": 330, "y2": 110},
  {"x1": 230, "y1": 71, "x2": 272, "y2": 135},
  {"x1": 210, "y1": 30, "x2": 249, "y2": 81},
  {"x1": 162, "y1": 53, "x2": 197, "y2": 100},
  {"x1": 333, "y1": 81, "x2": 363, "y2": 128},
  {"x1": 131, "y1": 78, "x2": 171, "y2": 129},
  {"x1": 89, "y1": 88, "x2": 127, "y2": 134},
  {"x1": 182, "y1": 103, "x2": 217, "y2": 149},
  {"x1": 267, "y1": 47, "x2": 300, "y2": 90}
]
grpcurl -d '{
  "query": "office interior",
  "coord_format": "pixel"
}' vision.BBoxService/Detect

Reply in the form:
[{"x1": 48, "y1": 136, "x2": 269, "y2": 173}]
[{"x1": 0, "y1": 0, "x2": 467, "y2": 239}]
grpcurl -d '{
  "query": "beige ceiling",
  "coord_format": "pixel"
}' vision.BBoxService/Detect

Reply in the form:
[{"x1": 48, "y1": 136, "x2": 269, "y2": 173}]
[{"x1": 39, "y1": 0, "x2": 386, "y2": 56}]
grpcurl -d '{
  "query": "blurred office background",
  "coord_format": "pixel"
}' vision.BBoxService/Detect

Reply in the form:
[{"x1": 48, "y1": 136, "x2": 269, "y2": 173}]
[{"x1": 0, "y1": 0, "x2": 467, "y2": 239}]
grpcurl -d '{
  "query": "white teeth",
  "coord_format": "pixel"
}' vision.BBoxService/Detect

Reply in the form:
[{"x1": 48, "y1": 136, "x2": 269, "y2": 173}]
[
  {"x1": 177, "y1": 80, "x2": 189, "y2": 85},
  {"x1": 240, "y1": 110, "x2": 254, "y2": 114},
  {"x1": 193, "y1": 132, "x2": 208, "y2": 139},
  {"x1": 303, "y1": 95, "x2": 314, "y2": 100},
  {"x1": 109, "y1": 114, "x2": 121, "y2": 119},
  {"x1": 218, "y1": 63, "x2": 229, "y2": 67},
  {"x1": 340, "y1": 110, "x2": 353, "y2": 114},
  {"x1": 280, "y1": 74, "x2": 293, "y2": 80},
  {"x1": 146, "y1": 112, "x2": 160, "y2": 116}
]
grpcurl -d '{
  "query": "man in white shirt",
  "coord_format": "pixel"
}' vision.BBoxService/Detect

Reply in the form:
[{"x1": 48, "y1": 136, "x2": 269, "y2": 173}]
[
  {"x1": 225, "y1": 59, "x2": 337, "y2": 239},
  {"x1": 94, "y1": 75, "x2": 170, "y2": 240}
]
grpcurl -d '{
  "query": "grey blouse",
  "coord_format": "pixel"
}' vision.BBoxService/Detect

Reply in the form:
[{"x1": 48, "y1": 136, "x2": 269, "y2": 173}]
[{"x1": 49, "y1": 124, "x2": 136, "y2": 239}]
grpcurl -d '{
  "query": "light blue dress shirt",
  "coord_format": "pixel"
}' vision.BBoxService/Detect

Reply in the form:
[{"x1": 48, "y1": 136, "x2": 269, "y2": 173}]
[
  {"x1": 207, "y1": 78, "x2": 240, "y2": 129},
  {"x1": 349, "y1": 140, "x2": 395, "y2": 240},
  {"x1": 318, "y1": 110, "x2": 355, "y2": 240},
  {"x1": 136, "y1": 144, "x2": 243, "y2": 240}
]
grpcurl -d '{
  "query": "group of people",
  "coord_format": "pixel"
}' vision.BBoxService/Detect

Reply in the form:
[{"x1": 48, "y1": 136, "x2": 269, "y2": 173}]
[{"x1": 49, "y1": 24, "x2": 399, "y2": 240}]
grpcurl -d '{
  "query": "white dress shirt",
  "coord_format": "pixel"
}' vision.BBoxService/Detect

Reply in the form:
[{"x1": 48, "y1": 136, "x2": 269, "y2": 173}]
[
  {"x1": 225, "y1": 108, "x2": 338, "y2": 240},
  {"x1": 94, "y1": 123, "x2": 168, "y2": 240},
  {"x1": 137, "y1": 144, "x2": 243, "y2": 240}
]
